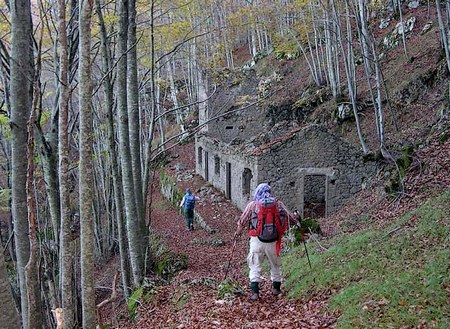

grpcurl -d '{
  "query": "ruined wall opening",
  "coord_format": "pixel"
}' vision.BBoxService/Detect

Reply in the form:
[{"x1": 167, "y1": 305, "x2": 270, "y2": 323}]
[
  {"x1": 214, "y1": 155, "x2": 220, "y2": 176},
  {"x1": 242, "y1": 168, "x2": 253, "y2": 196},
  {"x1": 304, "y1": 174, "x2": 326, "y2": 218},
  {"x1": 205, "y1": 151, "x2": 209, "y2": 180},
  {"x1": 225, "y1": 162, "x2": 231, "y2": 200},
  {"x1": 197, "y1": 147, "x2": 203, "y2": 166}
]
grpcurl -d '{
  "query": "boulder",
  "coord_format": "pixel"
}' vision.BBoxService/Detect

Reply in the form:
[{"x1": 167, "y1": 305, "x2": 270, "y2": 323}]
[{"x1": 408, "y1": 1, "x2": 420, "y2": 9}]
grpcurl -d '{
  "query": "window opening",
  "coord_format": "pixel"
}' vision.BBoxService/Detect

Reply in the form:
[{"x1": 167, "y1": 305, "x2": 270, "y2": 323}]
[
  {"x1": 214, "y1": 156, "x2": 220, "y2": 176},
  {"x1": 242, "y1": 168, "x2": 253, "y2": 196},
  {"x1": 205, "y1": 151, "x2": 209, "y2": 181},
  {"x1": 197, "y1": 147, "x2": 203, "y2": 166}
]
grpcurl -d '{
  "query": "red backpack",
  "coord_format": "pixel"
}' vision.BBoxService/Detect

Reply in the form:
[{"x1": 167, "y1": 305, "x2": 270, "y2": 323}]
[{"x1": 249, "y1": 197, "x2": 283, "y2": 242}]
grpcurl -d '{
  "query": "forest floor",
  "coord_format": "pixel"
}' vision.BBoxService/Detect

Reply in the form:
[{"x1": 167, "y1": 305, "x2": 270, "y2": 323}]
[
  {"x1": 94, "y1": 6, "x2": 450, "y2": 327},
  {"x1": 102, "y1": 141, "x2": 338, "y2": 329},
  {"x1": 100, "y1": 121, "x2": 450, "y2": 329}
]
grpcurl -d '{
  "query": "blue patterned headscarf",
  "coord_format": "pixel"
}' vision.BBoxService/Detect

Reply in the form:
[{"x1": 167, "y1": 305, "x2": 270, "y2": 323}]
[{"x1": 253, "y1": 183, "x2": 272, "y2": 201}]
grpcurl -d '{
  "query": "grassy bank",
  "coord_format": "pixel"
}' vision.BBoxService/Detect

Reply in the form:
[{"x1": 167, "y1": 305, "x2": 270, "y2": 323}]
[{"x1": 284, "y1": 189, "x2": 450, "y2": 328}]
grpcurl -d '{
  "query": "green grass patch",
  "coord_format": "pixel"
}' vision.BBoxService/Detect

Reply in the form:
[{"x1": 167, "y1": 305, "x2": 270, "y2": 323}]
[
  {"x1": 173, "y1": 291, "x2": 190, "y2": 308},
  {"x1": 217, "y1": 278, "x2": 245, "y2": 300},
  {"x1": 284, "y1": 189, "x2": 450, "y2": 328},
  {"x1": 127, "y1": 287, "x2": 144, "y2": 321}
]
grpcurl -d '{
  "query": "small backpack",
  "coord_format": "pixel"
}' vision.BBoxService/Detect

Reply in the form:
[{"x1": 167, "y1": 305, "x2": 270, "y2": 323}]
[
  {"x1": 250, "y1": 197, "x2": 282, "y2": 242},
  {"x1": 184, "y1": 194, "x2": 195, "y2": 210}
]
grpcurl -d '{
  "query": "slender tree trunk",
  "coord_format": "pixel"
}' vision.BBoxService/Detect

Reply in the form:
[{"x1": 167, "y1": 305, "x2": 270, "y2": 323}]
[
  {"x1": 250, "y1": 28, "x2": 257, "y2": 57},
  {"x1": 0, "y1": 251, "x2": 20, "y2": 329},
  {"x1": 397, "y1": 0, "x2": 408, "y2": 57},
  {"x1": 324, "y1": 7, "x2": 339, "y2": 97},
  {"x1": 24, "y1": 22, "x2": 44, "y2": 327},
  {"x1": 143, "y1": 0, "x2": 157, "y2": 209},
  {"x1": 311, "y1": 2, "x2": 325, "y2": 85},
  {"x1": 292, "y1": 27, "x2": 320, "y2": 87},
  {"x1": 79, "y1": 0, "x2": 96, "y2": 327},
  {"x1": 191, "y1": 38, "x2": 208, "y2": 133},
  {"x1": 57, "y1": 0, "x2": 75, "y2": 326},
  {"x1": 95, "y1": 0, "x2": 131, "y2": 299},
  {"x1": 371, "y1": 40, "x2": 389, "y2": 156},
  {"x1": 39, "y1": 136, "x2": 60, "y2": 246},
  {"x1": 357, "y1": 0, "x2": 372, "y2": 76},
  {"x1": 333, "y1": 0, "x2": 369, "y2": 153},
  {"x1": 36, "y1": 1, "x2": 61, "y2": 250},
  {"x1": 25, "y1": 84, "x2": 42, "y2": 329},
  {"x1": 118, "y1": 0, "x2": 144, "y2": 287},
  {"x1": 167, "y1": 60, "x2": 188, "y2": 139},
  {"x1": 127, "y1": 0, "x2": 146, "y2": 237},
  {"x1": 155, "y1": 70, "x2": 166, "y2": 152},
  {"x1": 10, "y1": 1, "x2": 34, "y2": 327}
]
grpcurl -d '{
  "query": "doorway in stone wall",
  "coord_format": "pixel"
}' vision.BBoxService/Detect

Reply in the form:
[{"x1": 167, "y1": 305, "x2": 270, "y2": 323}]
[
  {"x1": 303, "y1": 174, "x2": 326, "y2": 218},
  {"x1": 225, "y1": 162, "x2": 231, "y2": 200},
  {"x1": 205, "y1": 151, "x2": 209, "y2": 181}
]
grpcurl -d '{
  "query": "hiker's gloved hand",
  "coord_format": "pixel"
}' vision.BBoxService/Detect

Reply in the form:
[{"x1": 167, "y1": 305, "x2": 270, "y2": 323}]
[
  {"x1": 234, "y1": 230, "x2": 241, "y2": 240},
  {"x1": 293, "y1": 210, "x2": 302, "y2": 228}
]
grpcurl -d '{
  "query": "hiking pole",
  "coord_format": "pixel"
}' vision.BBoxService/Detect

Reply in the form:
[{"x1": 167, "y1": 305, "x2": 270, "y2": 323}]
[
  {"x1": 223, "y1": 235, "x2": 238, "y2": 281},
  {"x1": 293, "y1": 210, "x2": 312, "y2": 270},
  {"x1": 302, "y1": 238, "x2": 312, "y2": 270}
]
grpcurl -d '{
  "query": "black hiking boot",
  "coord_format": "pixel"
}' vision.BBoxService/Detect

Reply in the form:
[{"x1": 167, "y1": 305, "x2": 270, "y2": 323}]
[
  {"x1": 272, "y1": 281, "x2": 282, "y2": 296},
  {"x1": 250, "y1": 292, "x2": 259, "y2": 301},
  {"x1": 250, "y1": 282, "x2": 259, "y2": 302}
]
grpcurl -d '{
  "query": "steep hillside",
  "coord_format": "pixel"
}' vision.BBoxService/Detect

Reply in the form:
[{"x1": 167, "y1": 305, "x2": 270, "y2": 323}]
[
  {"x1": 113, "y1": 3, "x2": 450, "y2": 329},
  {"x1": 209, "y1": 4, "x2": 447, "y2": 157}
]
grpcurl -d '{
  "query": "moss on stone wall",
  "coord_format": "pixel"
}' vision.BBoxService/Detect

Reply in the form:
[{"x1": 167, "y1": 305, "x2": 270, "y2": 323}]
[
  {"x1": 159, "y1": 169, "x2": 184, "y2": 207},
  {"x1": 148, "y1": 232, "x2": 188, "y2": 280}
]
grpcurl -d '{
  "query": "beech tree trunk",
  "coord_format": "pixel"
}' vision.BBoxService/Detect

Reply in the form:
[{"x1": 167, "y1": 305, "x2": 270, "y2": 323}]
[
  {"x1": 25, "y1": 86, "x2": 42, "y2": 329},
  {"x1": 143, "y1": 0, "x2": 157, "y2": 215},
  {"x1": 127, "y1": 0, "x2": 146, "y2": 237},
  {"x1": 79, "y1": 0, "x2": 96, "y2": 327},
  {"x1": 57, "y1": 0, "x2": 75, "y2": 327},
  {"x1": 10, "y1": 0, "x2": 34, "y2": 327},
  {"x1": 117, "y1": 0, "x2": 144, "y2": 287},
  {"x1": 96, "y1": 0, "x2": 131, "y2": 298}
]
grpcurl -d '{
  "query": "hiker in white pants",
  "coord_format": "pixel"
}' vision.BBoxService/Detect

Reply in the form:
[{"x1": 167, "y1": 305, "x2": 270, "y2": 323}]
[
  {"x1": 248, "y1": 237, "x2": 282, "y2": 283},
  {"x1": 235, "y1": 183, "x2": 299, "y2": 301}
]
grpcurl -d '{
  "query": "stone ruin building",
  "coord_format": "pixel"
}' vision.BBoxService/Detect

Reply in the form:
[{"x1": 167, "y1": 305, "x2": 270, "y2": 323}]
[{"x1": 195, "y1": 73, "x2": 377, "y2": 218}]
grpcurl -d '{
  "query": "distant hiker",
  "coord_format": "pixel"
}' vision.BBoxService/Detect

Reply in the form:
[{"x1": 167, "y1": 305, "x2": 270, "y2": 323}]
[
  {"x1": 179, "y1": 188, "x2": 200, "y2": 231},
  {"x1": 234, "y1": 183, "x2": 299, "y2": 301}
]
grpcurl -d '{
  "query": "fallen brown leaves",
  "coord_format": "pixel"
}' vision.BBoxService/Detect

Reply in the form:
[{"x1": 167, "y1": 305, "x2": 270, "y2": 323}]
[
  {"x1": 103, "y1": 142, "x2": 337, "y2": 329},
  {"x1": 322, "y1": 134, "x2": 450, "y2": 237}
]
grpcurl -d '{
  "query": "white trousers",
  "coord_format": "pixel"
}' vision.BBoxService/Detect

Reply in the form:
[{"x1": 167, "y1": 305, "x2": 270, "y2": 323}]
[{"x1": 247, "y1": 236, "x2": 282, "y2": 283}]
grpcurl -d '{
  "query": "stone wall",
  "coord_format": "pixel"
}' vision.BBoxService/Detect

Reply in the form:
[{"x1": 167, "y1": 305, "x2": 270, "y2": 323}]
[
  {"x1": 195, "y1": 135, "x2": 259, "y2": 210},
  {"x1": 195, "y1": 125, "x2": 377, "y2": 216},
  {"x1": 256, "y1": 125, "x2": 377, "y2": 216},
  {"x1": 207, "y1": 72, "x2": 267, "y2": 144}
]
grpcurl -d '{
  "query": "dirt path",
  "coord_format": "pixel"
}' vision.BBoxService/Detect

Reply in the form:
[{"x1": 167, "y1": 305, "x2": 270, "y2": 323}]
[{"x1": 118, "y1": 143, "x2": 337, "y2": 329}]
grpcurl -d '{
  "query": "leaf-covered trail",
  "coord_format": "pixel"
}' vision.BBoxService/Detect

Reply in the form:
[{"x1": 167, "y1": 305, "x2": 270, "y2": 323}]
[{"x1": 121, "y1": 145, "x2": 337, "y2": 328}]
